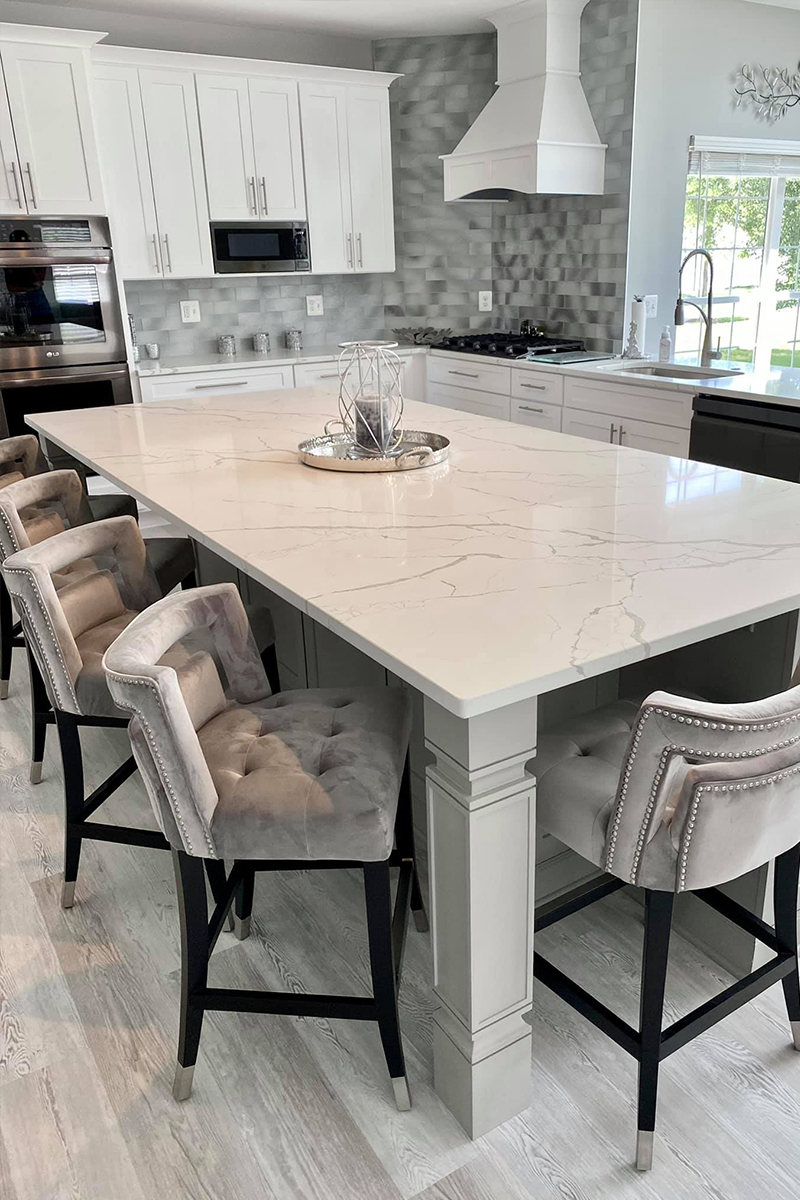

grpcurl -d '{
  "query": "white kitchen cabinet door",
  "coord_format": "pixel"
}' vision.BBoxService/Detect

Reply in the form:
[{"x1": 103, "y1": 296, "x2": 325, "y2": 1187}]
[
  {"x1": 298, "y1": 81, "x2": 353, "y2": 274},
  {"x1": 617, "y1": 417, "x2": 689, "y2": 457},
  {"x1": 0, "y1": 59, "x2": 23, "y2": 212},
  {"x1": 250, "y1": 77, "x2": 305, "y2": 220},
  {"x1": 1, "y1": 41, "x2": 104, "y2": 214},
  {"x1": 562, "y1": 410, "x2": 617, "y2": 444},
  {"x1": 93, "y1": 64, "x2": 162, "y2": 278},
  {"x1": 347, "y1": 85, "x2": 394, "y2": 272},
  {"x1": 196, "y1": 73, "x2": 258, "y2": 221},
  {"x1": 139, "y1": 68, "x2": 212, "y2": 278}
]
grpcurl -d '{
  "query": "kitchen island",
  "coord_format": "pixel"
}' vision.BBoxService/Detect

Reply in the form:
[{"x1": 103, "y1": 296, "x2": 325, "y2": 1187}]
[{"x1": 29, "y1": 387, "x2": 800, "y2": 1138}]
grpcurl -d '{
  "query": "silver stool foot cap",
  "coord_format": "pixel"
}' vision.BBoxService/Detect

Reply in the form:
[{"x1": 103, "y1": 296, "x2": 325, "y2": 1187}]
[
  {"x1": 233, "y1": 913, "x2": 251, "y2": 941},
  {"x1": 791, "y1": 1021, "x2": 800, "y2": 1051},
  {"x1": 391, "y1": 1075, "x2": 412, "y2": 1112},
  {"x1": 30, "y1": 760, "x2": 43, "y2": 785},
  {"x1": 412, "y1": 909, "x2": 430, "y2": 933},
  {"x1": 0, "y1": 680, "x2": 8, "y2": 700},
  {"x1": 172, "y1": 1063, "x2": 195, "y2": 1101},
  {"x1": 60, "y1": 880, "x2": 76, "y2": 909},
  {"x1": 635, "y1": 1130, "x2": 654, "y2": 1172}
]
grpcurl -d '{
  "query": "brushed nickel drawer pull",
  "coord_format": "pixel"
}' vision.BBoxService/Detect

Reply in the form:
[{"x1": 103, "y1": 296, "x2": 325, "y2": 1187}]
[
  {"x1": 520, "y1": 382, "x2": 547, "y2": 390},
  {"x1": 193, "y1": 380, "x2": 249, "y2": 389},
  {"x1": 609, "y1": 423, "x2": 617, "y2": 442},
  {"x1": 317, "y1": 372, "x2": 340, "y2": 379},
  {"x1": 519, "y1": 405, "x2": 545, "y2": 413},
  {"x1": 449, "y1": 369, "x2": 479, "y2": 378}
]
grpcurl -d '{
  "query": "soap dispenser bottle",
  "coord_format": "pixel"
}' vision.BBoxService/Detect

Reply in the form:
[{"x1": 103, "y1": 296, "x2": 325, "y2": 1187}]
[{"x1": 659, "y1": 326, "x2": 672, "y2": 363}]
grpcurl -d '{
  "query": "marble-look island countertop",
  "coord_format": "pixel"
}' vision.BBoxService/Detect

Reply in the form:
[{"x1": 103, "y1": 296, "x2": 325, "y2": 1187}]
[{"x1": 29, "y1": 389, "x2": 800, "y2": 717}]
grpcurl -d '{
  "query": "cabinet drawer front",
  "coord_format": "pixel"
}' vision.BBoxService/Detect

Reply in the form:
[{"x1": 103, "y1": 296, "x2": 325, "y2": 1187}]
[
  {"x1": 564, "y1": 376, "x2": 692, "y2": 429},
  {"x1": 427, "y1": 353, "x2": 510, "y2": 396},
  {"x1": 510, "y1": 368, "x2": 563, "y2": 406},
  {"x1": 141, "y1": 366, "x2": 293, "y2": 402},
  {"x1": 293, "y1": 361, "x2": 342, "y2": 387},
  {"x1": 510, "y1": 397, "x2": 562, "y2": 433},
  {"x1": 427, "y1": 380, "x2": 509, "y2": 420}
]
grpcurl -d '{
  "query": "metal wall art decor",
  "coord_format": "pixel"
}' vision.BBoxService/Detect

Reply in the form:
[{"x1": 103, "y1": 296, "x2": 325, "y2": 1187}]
[{"x1": 735, "y1": 62, "x2": 800, "y2": 122}]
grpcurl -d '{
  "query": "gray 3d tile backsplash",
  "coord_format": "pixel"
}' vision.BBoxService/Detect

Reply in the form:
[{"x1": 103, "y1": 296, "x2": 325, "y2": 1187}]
[{"x1": 125, "y1": 1, "x2": 637, "y2": 358}]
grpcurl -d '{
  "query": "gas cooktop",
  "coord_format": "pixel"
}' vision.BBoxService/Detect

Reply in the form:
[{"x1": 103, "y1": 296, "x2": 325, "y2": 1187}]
[{"x1": 433, "y1": 332, "x2": 585, "y2": 358}]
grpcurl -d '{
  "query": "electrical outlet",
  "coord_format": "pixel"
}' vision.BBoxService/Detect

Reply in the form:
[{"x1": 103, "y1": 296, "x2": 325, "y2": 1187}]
[
  {"x1": 478, "y1": 290, "x2": 493, "y2": 312},
  {"x1": 306, "y1": 294, "x2": 324, "y2": 316},
  {"x1": 644, "y1": 294, "x2": 658, "y2": 319},
  {"x1": 180, "y1": 300, "x2": 201, "y2": 323}
]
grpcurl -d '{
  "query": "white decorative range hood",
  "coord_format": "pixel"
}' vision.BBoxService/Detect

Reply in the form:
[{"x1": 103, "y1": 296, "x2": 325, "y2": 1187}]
[{"x1": 441, "y1": 0, "x2": 607, "y2": 201}]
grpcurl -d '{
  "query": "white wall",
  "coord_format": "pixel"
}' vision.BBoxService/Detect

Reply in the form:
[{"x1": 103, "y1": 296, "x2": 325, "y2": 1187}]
[
  {"x1": 626, "y1": 0, "x2": 800, "y2": 356},
  {"x1": 0, "y1": 1, "x2": 373, "y2": 69}
]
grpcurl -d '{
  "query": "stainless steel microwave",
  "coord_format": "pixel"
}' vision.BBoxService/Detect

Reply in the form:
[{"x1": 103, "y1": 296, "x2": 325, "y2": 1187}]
[{"x1": 210, "y1": 221, "x2": 310, "y2": 274}]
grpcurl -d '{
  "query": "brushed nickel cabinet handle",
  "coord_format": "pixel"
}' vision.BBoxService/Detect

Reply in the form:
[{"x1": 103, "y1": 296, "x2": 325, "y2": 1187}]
[
  {"x1": 449, "y1": 369, "x2": 479, "y2": 378},
  {"x1": 356, "y1": 231, "x2": 363, "y2": 268},
  {"x1": 346, "y1": 232, "x2": 353, "y2": 267},
  {"x1": 260, "y1": 176, "x2": 268, "y2": 214},
  {"x1": 163, "y1": 233, "x2": 172, "y2": 273},
  {"x1": 24, "y1": 161, "x2": 36, "y2": 208},
  {"x1": 317, "y1": 372, "x2": 340, "y2": 379},
  {"x1": 619, "y1": 425, "x2": 626, "y2": 443},
  {"x1": 193, "y1": 380, "x2": 248, "y2": 389},
  {"x1": 150, "y1": 233, "x2": 161, "y2": 272},
  {"x1": 609, "y1": 423, "x2": 617, "y2": 443},
  {"x1": 520, "y1": 382, "x2": 547, "y2": 390},
  {"x1": 8, "y1": 161, "x2": 22, "y2": 209},
  {"x1": 519, "y1": 405, "x2": 544, "y2": 413},
  {"x1": 249, "y1": 176, "x2": 258, "y2": 214}
]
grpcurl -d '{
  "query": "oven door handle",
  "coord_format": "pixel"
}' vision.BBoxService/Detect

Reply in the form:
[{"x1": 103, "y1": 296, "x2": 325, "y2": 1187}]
[
  {"x1": 0, "y1": 365, "x2": 129, "y2": 387},
  {"x1": 0, "y1": 250, "x2": 112, "y2": 267}
]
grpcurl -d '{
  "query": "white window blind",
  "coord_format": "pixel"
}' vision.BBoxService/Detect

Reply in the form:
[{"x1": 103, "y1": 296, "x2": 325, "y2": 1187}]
[{"x1": 689, "y1": 135, "x2": 800, "y2": 178}]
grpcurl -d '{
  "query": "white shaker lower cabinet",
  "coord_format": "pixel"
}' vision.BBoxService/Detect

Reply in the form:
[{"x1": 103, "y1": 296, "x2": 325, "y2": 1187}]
[
  {"x1": 427, "y1": 381, "x2": 510, "y2": 420},
  {"x1": 511, "y1": 396, "x2": 563, "y2": 433},
  {"x1": 616, "y1": 416, "x2": 689, "y2": 456},
  {"x1": 93, "y1": 64, "x2": 162, "y2": 278},
  {"x1": 0, "y1": 29, "x2": 105, "y2": 215},
  {"x1": 299, "y1": 79, "x2": 395, "y2": 275},
  {"x1": 563, "y1": 375, "x2": 691, "y2": 457},
  {"x1": 139, "y1": 67, "x2": 212, "y2": 278},
  {"x1": 139, "y1": 365, "x2": 294, "y2": 403}
]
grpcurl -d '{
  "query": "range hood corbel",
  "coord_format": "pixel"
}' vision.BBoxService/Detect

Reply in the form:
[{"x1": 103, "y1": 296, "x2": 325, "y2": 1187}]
[{"x1": 441, "y1": 0, "x2": 607, "y2": 201}]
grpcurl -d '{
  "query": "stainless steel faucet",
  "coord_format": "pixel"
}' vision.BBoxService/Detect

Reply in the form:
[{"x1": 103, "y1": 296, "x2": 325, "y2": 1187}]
[{"x1": 674, "y1": 249, "x2": 718, "y2": 367}]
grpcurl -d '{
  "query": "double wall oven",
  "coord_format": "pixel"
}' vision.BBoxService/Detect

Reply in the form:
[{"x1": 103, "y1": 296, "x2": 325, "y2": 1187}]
[{"x1": 0, "y1": 215, "x2": 132, "y2": 472}]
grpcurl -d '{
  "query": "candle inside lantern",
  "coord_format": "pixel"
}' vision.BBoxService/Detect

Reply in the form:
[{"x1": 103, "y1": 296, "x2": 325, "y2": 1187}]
[{"x1": 354, "y1": 393, "x2": 392, "y2": 453}]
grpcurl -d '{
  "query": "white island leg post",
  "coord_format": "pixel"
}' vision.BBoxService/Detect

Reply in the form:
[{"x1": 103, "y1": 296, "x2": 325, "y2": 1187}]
[{"x1": 424, "y1": 694, "x2": 538, "y2": 1138}]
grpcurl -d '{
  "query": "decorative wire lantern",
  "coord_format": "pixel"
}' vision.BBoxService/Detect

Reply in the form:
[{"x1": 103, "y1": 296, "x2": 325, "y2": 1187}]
[{"x1": 337, "y1": 341, "x2": 404, "y2": 457}]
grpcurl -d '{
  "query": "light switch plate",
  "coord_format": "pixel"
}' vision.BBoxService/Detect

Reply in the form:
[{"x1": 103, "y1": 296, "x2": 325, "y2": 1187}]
[
  {"x1": 180, "y1": 300, "x2": 201, "y2": 323},
  {"x1": 644, "y1": 294, "x2": 658, "y2": 319},
  {"x1": 478, "y1": 290, "x2": 493, "y2": 312},
  {"x1": 306, "y1": 294, "x2": 324, "y2": 316}
]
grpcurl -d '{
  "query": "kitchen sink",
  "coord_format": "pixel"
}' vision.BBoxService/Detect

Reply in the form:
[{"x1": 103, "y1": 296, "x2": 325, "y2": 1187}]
[{"x1": 609, "y1": 364, "x2": 743, "y2": 381}]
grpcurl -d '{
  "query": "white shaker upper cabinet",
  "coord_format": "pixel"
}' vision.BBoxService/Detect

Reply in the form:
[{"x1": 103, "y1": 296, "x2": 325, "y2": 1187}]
[
  {"x1": 197, "y1": 73, "x2": 305, "y2": 223},
  {"x1": 347, "y1": 85, "x2": 395, "y2": 273},
  {"x1": 0, "y1": 58, "x2": 23, "y2": 213},
  {"x1": 0, "y1": 36, "x2": 104, "y2": 215},
  {"x1": 298, "y1": 82, "x2": 353, "y2": 274},
  {"x1": 249, "y1": 77, "x2": 305, "y2": 221},
  {"x1": 139, "y1": 67, "x2": 212, "y2": 278},
  {"x1": 196, "y1": 73, "x2": 257, "y2": 222},
  {"x1": 93, "y1": 64, "x2": 162, "y2": 278}
]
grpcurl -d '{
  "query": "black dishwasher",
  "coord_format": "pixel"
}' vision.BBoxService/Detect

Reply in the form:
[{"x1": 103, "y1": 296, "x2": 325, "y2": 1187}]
[{"x1": 689, "y1": 393, "x2": 800, "y2": 483}]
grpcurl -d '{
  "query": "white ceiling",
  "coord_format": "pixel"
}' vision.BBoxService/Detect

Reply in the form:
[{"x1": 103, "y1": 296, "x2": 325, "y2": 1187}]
[{"x1": 24, "y1": 0, "x2": 511, "y2": 37}]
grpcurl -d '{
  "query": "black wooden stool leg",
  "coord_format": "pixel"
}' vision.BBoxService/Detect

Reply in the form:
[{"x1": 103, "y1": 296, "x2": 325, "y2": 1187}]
[
  {"x1": 394, "y1": 757, "x2": 428, "y2": 933},
  {"x1": 364, "y1": 860, "x2": 411, "y2": 1111},
  {"x1": 234, "y1": 867, "x2": 255, "y2": 941},
  {"x1": 636, "y1": 889, "x2": 674, "y2": 1170},
  {"x1": 55, "y1": 711, "x2": 84, "y2": 908},
  {"x1": 27, "y1": 648, "x2": 50, "y2": 784},
  {"x1": 0, "y1": 577, "x2": 12, "y2": 700},
  {"x1": 204, "y1": 859, "x2": 234, "y2": 932},
  {"x1": 775, "y1": 842, "x2": 800, "y2": 1050},
  {"x1": 172, "y1": 850, "x2": 209, "y2": 1100},
  {"x1": 181, "y1": 569, "x2": 197, "y2": 591}
]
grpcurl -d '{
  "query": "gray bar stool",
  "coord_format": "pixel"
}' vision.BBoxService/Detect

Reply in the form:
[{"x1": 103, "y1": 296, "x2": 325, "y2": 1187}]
[
  {"x1": 103, "y1": 582, "x2": 427, "y2": 1110},
  {"x1": 532, "y1": 692, "x2": 800, "y2": 1170},
  {"x1": 1, "y1": 515, "x2": 229, "y2": 911},
  {"x1": 0, "y1": 470, "x2": 196, "y2": 779},
  {"x1": 0, "y1": 435, "x2": 196, "y2": 702}
]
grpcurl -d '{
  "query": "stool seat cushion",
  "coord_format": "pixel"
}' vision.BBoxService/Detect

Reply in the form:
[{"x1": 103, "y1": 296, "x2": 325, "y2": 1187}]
[
  {"x1": 204, "y1": 687, "x2": 412, "y2": 862},
  {"x1": 534, "y1": 701, "x2": 640, "y2": 867}
]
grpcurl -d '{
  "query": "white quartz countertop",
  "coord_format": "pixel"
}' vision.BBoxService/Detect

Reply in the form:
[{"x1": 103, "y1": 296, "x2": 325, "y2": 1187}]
[
  {"x1": 29, "y1": 389, "x2": 800, "y2": 717},
  {"x1": 136, "y1": 344, "x2": 427, "y2": 377}
]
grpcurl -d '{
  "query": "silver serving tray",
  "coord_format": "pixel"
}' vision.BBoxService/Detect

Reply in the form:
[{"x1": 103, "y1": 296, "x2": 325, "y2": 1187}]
[{"x1": 299, "y1": 430, "x2": 450, "y2": 472}]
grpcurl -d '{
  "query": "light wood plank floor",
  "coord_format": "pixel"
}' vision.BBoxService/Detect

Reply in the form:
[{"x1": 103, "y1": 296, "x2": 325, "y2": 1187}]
[{"x1": 2, "y1": 652, "x2": 799, "y2": 1200}]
